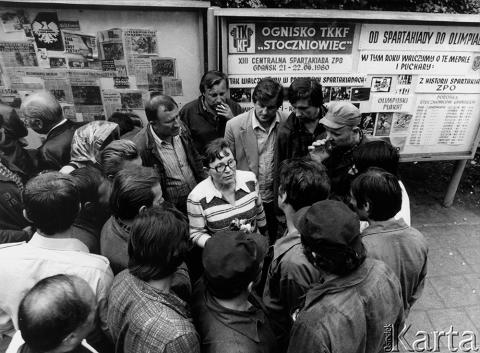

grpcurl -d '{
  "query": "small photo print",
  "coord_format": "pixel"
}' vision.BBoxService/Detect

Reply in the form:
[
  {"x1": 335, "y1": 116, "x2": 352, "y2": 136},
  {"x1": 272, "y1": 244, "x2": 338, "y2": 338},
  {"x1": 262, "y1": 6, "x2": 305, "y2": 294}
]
[
  {"x1": 391, "y1": 113, "x2": 413, "y2": 133},
  {"x1": 120, "y1": 92, "x2": 143, "y2": 109},
  {"x1": 330, "y1": 87, "x2": 351, "y2": 101},
  {"x1": 230, "y1": 88, "x2": 252, "y2": 103},
  {"x1": 374, "y1": 112, "x2": 393, "y2": 137},
  {"x1": 371, "y1": 77, "x2": 392, "y2": 92},
  {"x1": 49, "y1": 57, "x2": 67, "y2": 68},
  {"x1": 350, "y1": 87, "x2": 371, "y2": 101},
  {"x1": 360, "y1": 113, "x2": 376, "y2": 136},
  {"x1": 397, "y1": 75, "x2": 412, "y2": 85},
  {"x1": 322, "y1": 86, "x2": 331, "y2": 102}
]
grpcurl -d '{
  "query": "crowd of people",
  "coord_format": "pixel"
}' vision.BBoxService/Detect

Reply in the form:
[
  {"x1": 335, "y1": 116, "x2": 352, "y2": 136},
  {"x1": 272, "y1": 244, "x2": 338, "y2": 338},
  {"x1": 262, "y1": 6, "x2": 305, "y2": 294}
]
[{"x1": 0, "y1": 71, "x2": 428, "y2": 353}]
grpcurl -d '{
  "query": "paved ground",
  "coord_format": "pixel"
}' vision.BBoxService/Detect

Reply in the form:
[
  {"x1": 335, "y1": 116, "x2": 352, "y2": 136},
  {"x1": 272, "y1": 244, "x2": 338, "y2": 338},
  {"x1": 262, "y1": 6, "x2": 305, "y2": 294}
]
[{"x1": 399, "y1": 186, "x2": 480, "y2": 352}]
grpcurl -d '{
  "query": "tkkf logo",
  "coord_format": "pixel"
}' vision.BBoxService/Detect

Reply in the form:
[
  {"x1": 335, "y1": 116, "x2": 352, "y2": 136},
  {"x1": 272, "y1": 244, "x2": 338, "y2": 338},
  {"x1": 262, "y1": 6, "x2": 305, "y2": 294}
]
[{"x1": 229, "y1": 24, "x2": 255, "y2": 53}]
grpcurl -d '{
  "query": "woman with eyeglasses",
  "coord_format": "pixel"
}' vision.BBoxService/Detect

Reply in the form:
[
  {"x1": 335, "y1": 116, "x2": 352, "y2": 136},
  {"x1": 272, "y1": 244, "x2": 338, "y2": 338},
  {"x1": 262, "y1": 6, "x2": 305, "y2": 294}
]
[{"x1": 187, "y1": 138, "x2": 267, "y2": 249}]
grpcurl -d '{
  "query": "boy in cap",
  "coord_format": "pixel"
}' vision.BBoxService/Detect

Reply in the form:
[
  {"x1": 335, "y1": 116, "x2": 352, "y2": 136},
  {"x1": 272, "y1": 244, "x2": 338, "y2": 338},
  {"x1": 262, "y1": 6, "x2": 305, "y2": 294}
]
[
  {"x1": 310, "y1": 101, "x2": 373, "y2": 200},
  {"x1": 192, "y1": 231, "x2": 277, "y2": 353},
  {"x1": 287, "y1": 200, "x2": 404, "y2": 353}
]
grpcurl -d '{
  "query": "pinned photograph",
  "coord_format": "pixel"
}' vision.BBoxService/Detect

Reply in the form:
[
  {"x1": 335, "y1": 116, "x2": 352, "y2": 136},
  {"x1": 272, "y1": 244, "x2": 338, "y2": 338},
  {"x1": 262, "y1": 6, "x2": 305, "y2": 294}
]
[
  {"x1": 391, "y1": 113, "x2": 413, "y2": 133},
  {"x1": 322, "y1": 86, "x2": 331, "y2": 102},
  {"x1": 360, "y1": 113, "x2": 376, "y2": 136},
  {"x1": 152, "y1": 58, "x2": 176, "y2": 77},
  {"x1": 230, "y1": 88, "x2": 252, "y2": 103},
  {"x1": 49, "y1": 57, "x2": 67, "y2": 68},
  {"x1": 374, "y1": 112, "x2": 393, "y2": 137},
  {"x1": 330, "y1": 87, "x2": 351, "y2": 101},
  {"x1": 350, "y1": 87, "x2": 371, "y2": 101},
  {"x1": 397, "y1": 75, "x2": 412, "y2": 85},
  {"x1": 371, "y1": 77, "x2": 392, "y2": 92}
]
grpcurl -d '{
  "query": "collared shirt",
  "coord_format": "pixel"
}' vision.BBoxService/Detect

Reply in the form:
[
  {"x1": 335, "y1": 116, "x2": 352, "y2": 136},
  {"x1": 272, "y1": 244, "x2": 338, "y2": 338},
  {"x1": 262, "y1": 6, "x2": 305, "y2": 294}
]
[
  {"x1": 187, "y1": 170, "x2": 267, "y2": 247},
  {"x1": 47, "y1": 119, "x2": 67, "y2": 137},
  {"x1": 150, "y1": 126, "x2": 197, "y2": 205},
  {"x1": 287, "y1": 259, "x2": 404, "y2": 353},
  {"x1": 107, "y1": 270, "x2": 200, "y2": 353},
  {"x1": 362, "y1": 218, "x2": 428, "y2": 316},
  {"x1": 252, "y1": 114, "x2": 279, "y2": 203},
  {"x1": 0, "y1": 233, "x2": 113, "y2": 336},
  {"x1": 262, "y1": 229, "x2": 320, "y2": 345},
  {"x1": 192, "y1": 279, "x2": 277, "y2": 353}
]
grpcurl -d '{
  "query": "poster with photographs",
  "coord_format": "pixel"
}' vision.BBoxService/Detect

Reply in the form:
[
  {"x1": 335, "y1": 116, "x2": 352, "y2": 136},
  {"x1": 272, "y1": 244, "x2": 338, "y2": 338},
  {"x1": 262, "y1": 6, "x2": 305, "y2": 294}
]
[
  {"x1": 391, "y1": 113, "x2": 413, "y2": 133},
  {"x1": 63, "y1": 31, "x2": 97, "y2": 59},
  {"x1": 360, "y1": 113, "x2": 376, "y2": 135},
  {"x1": 0, "y1": 42, "x2": 38, "y2": 67},
  {"x1": 371, "y1": 77, "x2": 392, "y2": 92},
  {"x1": 124, "y1": 29, "x2": 157, "y2": 55},
  {"x1": 374, "y1": 112, "x2": 393, "y2": 137},
  {"x1": 230, "y1": 88, "x2": 252, "y2": 103}
]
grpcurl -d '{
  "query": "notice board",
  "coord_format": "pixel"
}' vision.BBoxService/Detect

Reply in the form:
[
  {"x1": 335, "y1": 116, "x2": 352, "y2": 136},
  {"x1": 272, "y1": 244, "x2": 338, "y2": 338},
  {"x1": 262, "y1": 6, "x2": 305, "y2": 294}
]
[
  {"x1": 0, "y1": 1, "x2": 209, "y2": 128},
  {"x1": 217, "y1": 10, "x2": 480, "y2": 162}
]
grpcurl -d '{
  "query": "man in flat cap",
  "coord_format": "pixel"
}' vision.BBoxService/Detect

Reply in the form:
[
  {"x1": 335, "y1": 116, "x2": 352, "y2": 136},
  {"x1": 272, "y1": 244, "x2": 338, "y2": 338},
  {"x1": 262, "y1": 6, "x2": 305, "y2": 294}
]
[
  {"x1": 287, "y1": 200, "x2": 404, "y2": 353},
  {"x1": 310, "y1": 101, "x2": 373, "y2": 200},
  {"x1": 192, "y1": 231, "x2": 277, "y2": 353}
]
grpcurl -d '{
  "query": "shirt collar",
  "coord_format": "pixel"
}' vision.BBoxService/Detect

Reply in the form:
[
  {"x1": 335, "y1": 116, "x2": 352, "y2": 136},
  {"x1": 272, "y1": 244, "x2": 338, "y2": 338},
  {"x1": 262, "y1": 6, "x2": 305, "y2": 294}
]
[
  {"x1": 201, "y1": 281, "x2": 265, "y2": 343},
  {"x1": 28, "y1": 232, "x2": 89, "y2": 252},
  {"x1": 149, "y1": 124, "x2": 180, "y2": 147},
  {"x1": 251, "y1": 111, "x2": 280, "y2": 133},
  {"x1": 362, "y1": 218, "x2": 408, "y2": 237},
  {"x1": 204, "y1": 173, "x2": 251, "y2": 204},
  {"x1": 272, "y1": 228, "x2": 301, "y2": 261},
  {"x1": 47, "y1": 119, "x2": 67, "y2": 135}
]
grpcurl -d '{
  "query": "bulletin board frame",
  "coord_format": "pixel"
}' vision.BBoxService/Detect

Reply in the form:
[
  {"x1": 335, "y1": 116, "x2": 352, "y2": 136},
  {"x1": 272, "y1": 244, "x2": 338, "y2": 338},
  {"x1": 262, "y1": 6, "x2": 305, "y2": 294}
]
[{"x1": 213, "y1": 8, "x2": 480, "y2": 205}]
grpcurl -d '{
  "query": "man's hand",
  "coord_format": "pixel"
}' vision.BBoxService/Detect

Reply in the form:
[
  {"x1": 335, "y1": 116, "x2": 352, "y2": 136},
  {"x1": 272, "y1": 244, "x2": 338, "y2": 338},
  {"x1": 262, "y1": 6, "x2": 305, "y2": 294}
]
[
  {"x1": 308, "y1": 139, "x2": 331, "y2": 164},
  {"x1": 216, "y1": 103, "x2": 235, "y2": 120}
]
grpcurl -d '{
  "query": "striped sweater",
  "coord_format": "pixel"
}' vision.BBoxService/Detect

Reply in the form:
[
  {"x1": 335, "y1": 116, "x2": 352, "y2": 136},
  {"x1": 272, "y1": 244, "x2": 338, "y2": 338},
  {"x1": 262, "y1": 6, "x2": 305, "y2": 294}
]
[{"x1": 187, "y1": 170, "x2": 267, "y2": 247}]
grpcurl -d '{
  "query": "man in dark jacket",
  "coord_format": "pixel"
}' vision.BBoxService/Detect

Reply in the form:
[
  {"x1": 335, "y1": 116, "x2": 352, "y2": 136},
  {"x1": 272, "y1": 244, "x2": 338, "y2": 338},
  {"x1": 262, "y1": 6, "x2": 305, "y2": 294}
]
[
  {"x1": 133, "y1": 95, "x2": 205, "y2": 214},
  {"x1": 180, "y1": 71, "x2": 242, "y2": 154},
  {"x1": 192, "y1": 230, "x2": 277, "y2": 353},
  {"x1": 275, "y1": 78, "x2": 325, "y2": 167},
  {"x1": 21, "y1": 91, "x2": 83, "y2": 172},
  {"x1": 287, "y1": 200, "x2": 404, "y2": 353},
  {"x1": 310, "y1": 101, "x2": 373, "y2": 200}
]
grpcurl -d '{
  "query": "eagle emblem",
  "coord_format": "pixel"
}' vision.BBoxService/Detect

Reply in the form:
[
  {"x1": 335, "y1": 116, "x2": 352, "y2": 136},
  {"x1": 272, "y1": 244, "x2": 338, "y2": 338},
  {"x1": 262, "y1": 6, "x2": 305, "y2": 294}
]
[{"x1": 32, "y1": 20, "x2": 59, "y2": 44}]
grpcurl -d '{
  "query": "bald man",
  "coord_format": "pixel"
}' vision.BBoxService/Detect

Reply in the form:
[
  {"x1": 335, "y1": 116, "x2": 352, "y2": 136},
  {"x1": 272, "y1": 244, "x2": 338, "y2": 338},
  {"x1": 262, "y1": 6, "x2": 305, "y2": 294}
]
[
  {"x1": 6, "y1": 275, "x2": 97, "y2": 353},
  {"x1": 21, "y1": 91, "x2": 83, "y2": 171}
]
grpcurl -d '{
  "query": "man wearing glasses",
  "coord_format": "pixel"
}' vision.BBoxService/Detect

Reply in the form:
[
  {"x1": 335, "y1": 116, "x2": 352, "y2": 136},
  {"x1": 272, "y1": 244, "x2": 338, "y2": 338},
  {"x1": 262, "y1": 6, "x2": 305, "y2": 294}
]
[
  {"x1": 187, "y1": 138, "x2": 267, "y2": 249},
  {"x1": 225, "y1": 78, "x2": 287, "y2": 243}
]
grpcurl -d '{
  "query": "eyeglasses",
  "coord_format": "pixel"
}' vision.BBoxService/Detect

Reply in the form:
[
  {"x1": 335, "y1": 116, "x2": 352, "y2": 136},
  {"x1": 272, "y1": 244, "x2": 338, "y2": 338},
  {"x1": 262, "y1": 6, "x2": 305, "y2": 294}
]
[{"x1": 209, "y1": 159, "x2": 236, "y2": 173}]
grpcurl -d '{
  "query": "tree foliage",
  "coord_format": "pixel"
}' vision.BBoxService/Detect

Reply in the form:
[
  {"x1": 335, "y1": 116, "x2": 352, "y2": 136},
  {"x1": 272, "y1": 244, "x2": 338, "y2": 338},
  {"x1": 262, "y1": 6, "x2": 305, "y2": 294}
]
[{"x1": 211, "y1": 0, "x2": 480, "y2": 13}]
